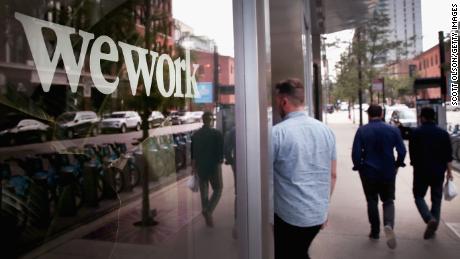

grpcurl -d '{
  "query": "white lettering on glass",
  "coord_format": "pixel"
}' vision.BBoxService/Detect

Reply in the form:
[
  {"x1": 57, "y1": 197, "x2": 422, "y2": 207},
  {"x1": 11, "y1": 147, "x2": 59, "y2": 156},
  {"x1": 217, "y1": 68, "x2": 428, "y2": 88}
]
[{"x1": 15, "y1": 12, "x2": 200, "y2": 98}]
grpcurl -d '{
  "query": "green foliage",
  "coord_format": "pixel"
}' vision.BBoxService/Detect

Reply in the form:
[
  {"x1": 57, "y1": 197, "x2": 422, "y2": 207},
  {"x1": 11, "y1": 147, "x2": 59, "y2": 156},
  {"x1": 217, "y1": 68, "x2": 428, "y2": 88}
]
[{"x1": 331, "y1": 9, "x2": 409, "y2": 103}]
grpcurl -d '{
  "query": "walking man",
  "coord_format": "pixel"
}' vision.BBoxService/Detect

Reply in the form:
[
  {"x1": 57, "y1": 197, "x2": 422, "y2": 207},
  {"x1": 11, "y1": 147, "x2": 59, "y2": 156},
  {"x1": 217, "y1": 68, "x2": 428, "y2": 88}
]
[
  {"x1": 352, "y1": 104, "x2": 406, "y2": 249},
  {"x1": 409, "y1": 107, "x2": 453, "y2": 239},
  {"x1": 191, "y1": 111, "x2": 224, "y2": 227},
  {"x1": 273, "y1": 79, "x2": 337, "y2": 259}
]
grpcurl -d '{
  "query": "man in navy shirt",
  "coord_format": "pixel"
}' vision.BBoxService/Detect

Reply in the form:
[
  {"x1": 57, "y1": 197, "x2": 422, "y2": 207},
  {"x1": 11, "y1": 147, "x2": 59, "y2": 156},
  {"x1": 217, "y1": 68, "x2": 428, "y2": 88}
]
[
  {"x1": 352, "y1": 104, "x2": 406, "y2": 249},
  {"x1": 409, "y1": 107, "x2": 453, "y2": 239}
]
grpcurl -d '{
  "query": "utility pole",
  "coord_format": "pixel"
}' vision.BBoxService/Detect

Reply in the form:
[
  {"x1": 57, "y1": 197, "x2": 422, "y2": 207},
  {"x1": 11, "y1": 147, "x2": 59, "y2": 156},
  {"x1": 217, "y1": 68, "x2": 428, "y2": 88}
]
[
  {"x1": 213, "y1": 44, "x2": 219, "y2": 113},
  {"x1": 134, "y1": 0, "x2": 158, "y2": 227},
  {"x1": 439, "y1": 31, "x2": 447, "y2": 101},
  {"x1": 357, "y1": 28, "x2": 363, "y2": 126}
]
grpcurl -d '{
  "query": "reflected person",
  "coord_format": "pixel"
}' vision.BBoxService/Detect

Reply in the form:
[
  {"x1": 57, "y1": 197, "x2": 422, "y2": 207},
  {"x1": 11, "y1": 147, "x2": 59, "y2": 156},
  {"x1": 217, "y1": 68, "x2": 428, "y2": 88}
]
[
  {"x1": 272, "y1": 79, "x2": 337, "y2": 259},
  {"x1": 191, "y1": 111, "x2": 224, "y2": 228},
  {"x1": 352, "y1": 104, "x2": 406, "y2": 249}
]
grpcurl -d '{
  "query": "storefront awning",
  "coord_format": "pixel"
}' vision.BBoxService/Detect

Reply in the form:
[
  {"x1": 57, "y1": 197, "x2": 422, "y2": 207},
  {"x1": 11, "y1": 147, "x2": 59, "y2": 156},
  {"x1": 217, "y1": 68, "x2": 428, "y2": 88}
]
[{"x1": 314, "y1": 0, "x2": 378, "y2": 34}]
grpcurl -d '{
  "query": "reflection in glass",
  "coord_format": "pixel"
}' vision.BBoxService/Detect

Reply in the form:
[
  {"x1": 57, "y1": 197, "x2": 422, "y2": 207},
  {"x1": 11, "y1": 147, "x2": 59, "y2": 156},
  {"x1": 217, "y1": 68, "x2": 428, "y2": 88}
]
[{"x1": 0, "y1": 0, "x2": 237, "y2": 258}]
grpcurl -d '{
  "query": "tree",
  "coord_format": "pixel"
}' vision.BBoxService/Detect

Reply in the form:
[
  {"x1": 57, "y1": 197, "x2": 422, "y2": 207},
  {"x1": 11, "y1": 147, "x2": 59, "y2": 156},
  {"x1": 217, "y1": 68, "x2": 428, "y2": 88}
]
[{"x1": 331, "y1": 9, "x2": 407, "y2": 105}]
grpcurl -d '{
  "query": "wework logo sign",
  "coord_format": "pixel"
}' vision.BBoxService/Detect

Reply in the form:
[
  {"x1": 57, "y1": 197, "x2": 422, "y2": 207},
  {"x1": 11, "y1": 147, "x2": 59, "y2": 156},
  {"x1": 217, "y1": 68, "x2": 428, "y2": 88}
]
[{"x1": 15, "y1": 12, "x2": 200, "y2": 98}]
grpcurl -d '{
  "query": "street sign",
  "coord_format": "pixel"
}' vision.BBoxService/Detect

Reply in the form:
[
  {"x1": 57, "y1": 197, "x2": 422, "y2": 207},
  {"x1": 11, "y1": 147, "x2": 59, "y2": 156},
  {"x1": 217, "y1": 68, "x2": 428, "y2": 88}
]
[
  {"x1": 372, "y1": 78, "x2": 383, "y2": 91},
  {"x1": 194, "y1": 82, "x2": 213, "y2": 103}
]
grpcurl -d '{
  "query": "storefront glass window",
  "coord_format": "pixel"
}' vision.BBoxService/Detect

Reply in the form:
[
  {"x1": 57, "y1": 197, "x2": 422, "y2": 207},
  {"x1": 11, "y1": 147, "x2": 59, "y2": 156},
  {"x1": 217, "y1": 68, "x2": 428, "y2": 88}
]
[{"x1": 0, "y1": 1, "x2": 238, "y2": 258}]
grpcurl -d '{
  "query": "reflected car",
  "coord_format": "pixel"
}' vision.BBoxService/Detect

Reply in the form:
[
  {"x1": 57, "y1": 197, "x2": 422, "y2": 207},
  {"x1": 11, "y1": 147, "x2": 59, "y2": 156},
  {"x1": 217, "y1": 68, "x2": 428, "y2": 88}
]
[
  {"x1": 56, "y1": 111, "x2": 100, "y2": 139},
  {"x1": 148, "y1": 111, "x2": 165, "y2": 128},
  {"x1": 190, "y1": 111, "x2": 204, "y2": 122},
  {"x1": 101, "y1": 111, "x2": 142, "y2": 133},
  {"x1": 170, "y1": 111, "x2": 194, "y2": 125},
  {"x1": 0, "y1": 119, "x2": 51, "y2": 145}
]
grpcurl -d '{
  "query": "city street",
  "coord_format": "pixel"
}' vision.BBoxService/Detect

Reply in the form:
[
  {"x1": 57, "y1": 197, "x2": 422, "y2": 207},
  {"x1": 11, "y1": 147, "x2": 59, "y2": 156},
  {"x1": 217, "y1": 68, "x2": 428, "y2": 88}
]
[
  {"x1": 24, "y1": 113, "x2": 460, "y2": 259},
  {"x1": 0, "y1": 123, "x2": 203, "y2": 159}
]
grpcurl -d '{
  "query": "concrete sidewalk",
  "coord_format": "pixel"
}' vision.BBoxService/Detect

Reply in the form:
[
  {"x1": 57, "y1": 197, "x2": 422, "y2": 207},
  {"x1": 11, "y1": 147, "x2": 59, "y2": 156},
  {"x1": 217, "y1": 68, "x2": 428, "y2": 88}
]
[
  {"x1": 25, "y1": 120, "x2": 460, "y2": 259},
  {"x1": 311, "y1": 123, "x2": 460, "y2": 259}
]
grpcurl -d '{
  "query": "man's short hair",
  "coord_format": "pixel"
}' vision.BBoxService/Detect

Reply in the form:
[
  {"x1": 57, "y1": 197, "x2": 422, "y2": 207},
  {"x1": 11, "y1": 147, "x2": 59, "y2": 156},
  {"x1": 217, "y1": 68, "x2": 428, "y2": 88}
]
[
  {"x1": 367, "y1": 104, "x2": 383, "y2": 117},
  {"x1": 202, "y1": 111, "x2": 213, "y2": 123},
  {"x1": 275, "y1": 78, "x2": 305, "y2": 106},
  {"x1": 420, "y1": 107, "x2": 435, "y2": 122}
]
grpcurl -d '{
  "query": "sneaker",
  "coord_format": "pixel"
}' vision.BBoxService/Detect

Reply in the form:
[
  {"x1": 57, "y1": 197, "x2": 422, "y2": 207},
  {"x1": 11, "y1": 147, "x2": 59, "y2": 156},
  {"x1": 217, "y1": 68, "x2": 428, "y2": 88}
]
[
  {"x1": 384, "y1": 225, "x2": 397, "y2": 249},
  {"x1": 424, "y1": 219, "x2": 437, "y2": 240},
  {"x1": 369, "y1": 231, "x2": 380, "y2": 240}
]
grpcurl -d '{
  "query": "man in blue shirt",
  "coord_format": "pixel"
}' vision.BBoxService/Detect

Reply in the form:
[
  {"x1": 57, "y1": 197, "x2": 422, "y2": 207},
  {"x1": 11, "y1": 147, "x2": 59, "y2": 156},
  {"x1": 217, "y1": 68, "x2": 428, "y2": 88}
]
[
  {"x1": 272, "y1": 79, "x2": 337, "y2": 259},
  {"x1": 409, "y1": 107, "x2": 453, "y2": 239},
  {"x1": 352, "y1": 104, "x2": 406, "y2": 249}
]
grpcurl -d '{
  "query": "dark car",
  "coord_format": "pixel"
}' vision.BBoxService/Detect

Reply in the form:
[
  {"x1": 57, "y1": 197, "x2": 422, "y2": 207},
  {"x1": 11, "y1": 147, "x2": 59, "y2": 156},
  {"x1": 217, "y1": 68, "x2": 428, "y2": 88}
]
[
  {"x1": 0, "y1": 119, "x2": 51, "y2": 145},
  {"x1": 56, "y1": 111, "x2": 100, "y2": 139}
]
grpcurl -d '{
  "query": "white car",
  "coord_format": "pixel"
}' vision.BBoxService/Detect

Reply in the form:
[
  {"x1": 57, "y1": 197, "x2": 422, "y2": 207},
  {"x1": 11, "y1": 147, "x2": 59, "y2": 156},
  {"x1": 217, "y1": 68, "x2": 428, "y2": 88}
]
[
  {"x1": 101, "y1": 111, "x2": 142, "y2": 133},
  {"x1": 57, "y1": 111, "x2": 100, "y2": 138},
  {"x1": 148, "y1": 111, "x2": 165, "y2": 128},
  {"x1": 446, "y1": 101, "x2": 460, "y2": 111},
  {"x1": 190, "y1": 111, "x2": 204, "y2": 122},
  {"x1": 384, "y1": 104, "x2": 409, "y2": 123},
  {"x1": 389, "y1": 108, "x2": 417, "y2": 128},
  {"x1": 178, "y1": 111, "x2": 195, "y2": 124},
  {"x1": 353, "y1": 103, "x2": 369, "y2": 111},
  {"x1": 0, "y1": 119, "x2": 50, "y2": 145},
  {"x1": 339, "y1": 102, "x2": 349, "y2": 111}
]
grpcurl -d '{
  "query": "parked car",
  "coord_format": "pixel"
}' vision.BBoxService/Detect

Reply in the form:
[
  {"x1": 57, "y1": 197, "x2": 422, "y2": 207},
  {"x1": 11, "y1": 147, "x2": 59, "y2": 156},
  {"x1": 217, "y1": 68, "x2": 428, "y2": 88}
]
[
  {"x1": 148, "y1": 111, "x2": 165, "y2": 128},
  {"x1": 389, "y1": 108, "x2": 417, "y2": 139},
  {"x1": 384, "y1": 104, "x2": 409, "y2": 123},
  {"x1": 446, "y1": 101, "x2": 460, "y2": 111},
  {"x1": 56, "y1": 111, "x2": 100, "y2": 139},
  {"x1": 352, "y1": 103, "x2": 369, "y2": 111},
  {"x1": 100, "y1": 111, "x2": 142, "y2": 133},
  {"x1": 339, "y1": 102, "x2": 349, "y2": 111},
  {"x1": 170, "y1": 111, "x2": 195, "y2": 125},
  {"x1": 390, "y1": 108, "x2": 417, "y2": 127},
  {"x1": 0, "y1": 119, "x2": 51, "y2": 145},
  {"x1": 190, "y1": 111, "x2": 205, "y2": 122}
]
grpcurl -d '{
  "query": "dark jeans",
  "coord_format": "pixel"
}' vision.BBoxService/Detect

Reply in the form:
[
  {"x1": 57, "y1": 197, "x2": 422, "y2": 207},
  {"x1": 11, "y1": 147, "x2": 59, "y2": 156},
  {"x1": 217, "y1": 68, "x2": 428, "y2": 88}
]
[
  {"x1": 274, "y1": 214, "x2": 321, "y2": 259},
  {"x1": 198, "y1": 167, "x2": 223, "y2": 216},
  {"x1": 413, "y1": 173, "x2": 444, "y2": 224},
  {"x1": 360, "y1": 175, "x2": 396, "y2": 234}
]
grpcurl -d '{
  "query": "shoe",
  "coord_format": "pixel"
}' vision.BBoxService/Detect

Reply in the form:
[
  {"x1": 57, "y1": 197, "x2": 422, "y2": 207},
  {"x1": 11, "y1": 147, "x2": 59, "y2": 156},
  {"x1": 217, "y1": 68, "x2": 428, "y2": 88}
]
[
  {"x1": 368, "y1": 231, "x2": 380, "y2": 240},
  {"x1": 384, "y1": 225, "x2": 397, "y2": 249},
  {"x1": 424, "y1": 219, "x2": 437, "y2": 240},
  {"x1": 203, "y1": 212, "x2": 214, "y2": 228}
]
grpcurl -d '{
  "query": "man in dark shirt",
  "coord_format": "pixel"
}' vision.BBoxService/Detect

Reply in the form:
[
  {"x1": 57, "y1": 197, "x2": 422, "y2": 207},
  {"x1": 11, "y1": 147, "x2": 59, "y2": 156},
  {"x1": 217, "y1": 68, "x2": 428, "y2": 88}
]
[
  {"x1": 352, "y1": 104, "x2": 406, "y2": 249},
  {"x1": 409, "y1": 107, "x2": 454, "y2": 239},
  {"x1": 191, "y1": 111, "x2": 224, "y2": 227}
]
